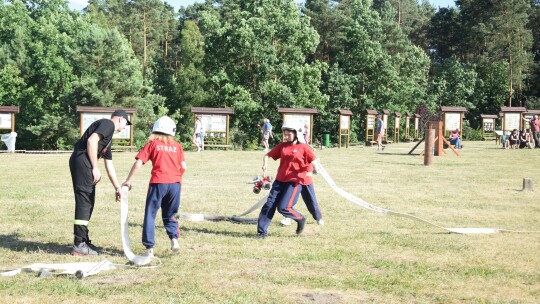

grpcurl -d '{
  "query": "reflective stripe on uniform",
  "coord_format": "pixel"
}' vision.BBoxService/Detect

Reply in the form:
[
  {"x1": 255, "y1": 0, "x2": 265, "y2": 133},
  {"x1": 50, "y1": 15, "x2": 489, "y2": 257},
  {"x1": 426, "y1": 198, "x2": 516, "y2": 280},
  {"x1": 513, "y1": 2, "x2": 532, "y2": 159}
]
[{"x1": 74, "y1": 219, "x2": 89, "y2": 226}]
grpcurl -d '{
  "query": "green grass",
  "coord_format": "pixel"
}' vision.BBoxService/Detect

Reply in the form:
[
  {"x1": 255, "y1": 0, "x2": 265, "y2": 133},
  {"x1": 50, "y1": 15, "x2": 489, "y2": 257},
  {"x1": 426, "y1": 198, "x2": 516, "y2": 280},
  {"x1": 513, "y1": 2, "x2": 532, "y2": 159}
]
[{"x1": 0, "y1": 141, "x2": 539, "y2": 303}]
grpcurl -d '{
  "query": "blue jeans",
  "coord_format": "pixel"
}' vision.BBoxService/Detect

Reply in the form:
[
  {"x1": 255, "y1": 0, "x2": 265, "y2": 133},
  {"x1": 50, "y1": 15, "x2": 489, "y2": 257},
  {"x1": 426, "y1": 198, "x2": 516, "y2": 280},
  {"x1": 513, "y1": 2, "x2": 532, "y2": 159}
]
[{"x1": 450, "y1": 138, "x2": 461, "y2": 148}]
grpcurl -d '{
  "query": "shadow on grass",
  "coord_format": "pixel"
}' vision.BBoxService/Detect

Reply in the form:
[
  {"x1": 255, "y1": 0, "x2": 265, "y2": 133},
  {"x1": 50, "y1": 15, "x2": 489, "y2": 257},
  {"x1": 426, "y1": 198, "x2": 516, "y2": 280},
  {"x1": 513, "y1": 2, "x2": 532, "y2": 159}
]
[
  {"x1": 182, "y1": 226, "x2": 255, "y2": 238},
  {"x1": 377, "y1": 152, "x2": 421, "y2": 157},
  {"x1": 0, "y1": 233, "x2": 124, "y2": 256}
]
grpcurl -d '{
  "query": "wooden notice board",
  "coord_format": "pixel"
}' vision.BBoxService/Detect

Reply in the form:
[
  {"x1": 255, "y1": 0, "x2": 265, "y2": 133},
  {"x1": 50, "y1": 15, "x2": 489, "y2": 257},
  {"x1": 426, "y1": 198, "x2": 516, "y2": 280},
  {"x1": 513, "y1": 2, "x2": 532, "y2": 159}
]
[
  {"x1": 76, "y1": 106, "x2": 137, "y2": 149},
  {"x1": 0, "y1": 106, "x2": 19, "y2": 132},
  {"x1": 338, "y1": 109, "x2": 352, "y2": 148},
  {"x1": 278, "y1": 108, "x2": 318, "y2": 144},
  {"x1": 500, "y1": 106, "x2": 526, "y2": 132},
  {"x1": 441, "y1": 106, "x2": 467, "y2": 138},
  {"x1": 365, "y1": 109, "x2": 378, "y2": 144},
  {"x1": 191, "y1": 107, "x2": 235, "y2": 149}
]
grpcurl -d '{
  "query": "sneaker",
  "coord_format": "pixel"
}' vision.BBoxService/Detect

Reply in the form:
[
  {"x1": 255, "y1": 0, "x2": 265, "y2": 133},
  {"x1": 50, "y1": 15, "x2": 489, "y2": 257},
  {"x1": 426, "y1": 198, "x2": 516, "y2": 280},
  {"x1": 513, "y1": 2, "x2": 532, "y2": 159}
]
[
  {"x1": 85, "y1": 241, "x2": 100, "y2": 253},
  {"x1": 280, "y1": 217, "x2": 292, "y2": 226},
  {"x1": 142, "y1": 248, "x2": 154, "y2": 258},
  {"x1": 296, "y1": 217, "x2": 306, "y2": 235},
  {"x1": 256, "y1": 233, "x2": 267, "y2": 240},
  {"x1": 171, "y1": 238, "x2": 180, "y2": 253},
  {"x1": 382, "y1": 145, "x2": 386, "y2": 151},
  {"x1": 317, "y1": 219, "x2": 325, "y2": 226},
  {"x1": 71, "y1": 243, "x2": 98, "y2": 256}
]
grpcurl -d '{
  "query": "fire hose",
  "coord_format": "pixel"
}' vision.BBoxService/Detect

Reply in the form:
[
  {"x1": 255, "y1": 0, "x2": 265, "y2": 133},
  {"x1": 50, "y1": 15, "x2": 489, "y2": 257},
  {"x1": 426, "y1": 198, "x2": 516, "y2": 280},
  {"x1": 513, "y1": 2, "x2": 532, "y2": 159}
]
[
  {"x1": 180, "y1": 158, "x2": 538, "y2": 234},
  {"x1": 120, "y1": 186, "x2": 161, "y2": 266},
  {"x1": 2, "y1": 158, "x2": 538, "y2": 278},
  {"x1": 312, "y1": 159, "x2": 539, "y2": 234},
  {"x1": 0, "y1": 187, "x2": 158, "y2": 278}
]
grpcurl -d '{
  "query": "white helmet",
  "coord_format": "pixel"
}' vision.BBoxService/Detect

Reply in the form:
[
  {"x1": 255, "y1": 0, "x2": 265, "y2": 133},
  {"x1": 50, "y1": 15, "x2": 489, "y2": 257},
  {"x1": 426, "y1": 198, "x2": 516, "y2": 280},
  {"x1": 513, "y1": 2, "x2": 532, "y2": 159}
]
[
  {"x1": 281, "y1": 120, "x2": 300, "y2": 132},
  {"x1": 153, "y1": 116, "x2": 176, "y2": 136}
]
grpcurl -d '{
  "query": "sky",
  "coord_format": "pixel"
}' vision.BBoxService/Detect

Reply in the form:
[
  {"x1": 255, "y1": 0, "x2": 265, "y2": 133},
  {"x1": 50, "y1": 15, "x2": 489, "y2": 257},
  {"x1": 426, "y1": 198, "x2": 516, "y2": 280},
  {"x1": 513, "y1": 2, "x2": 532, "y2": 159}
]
[{"x1": 68, "y1": 0, "x2": 456, "y2": 12}]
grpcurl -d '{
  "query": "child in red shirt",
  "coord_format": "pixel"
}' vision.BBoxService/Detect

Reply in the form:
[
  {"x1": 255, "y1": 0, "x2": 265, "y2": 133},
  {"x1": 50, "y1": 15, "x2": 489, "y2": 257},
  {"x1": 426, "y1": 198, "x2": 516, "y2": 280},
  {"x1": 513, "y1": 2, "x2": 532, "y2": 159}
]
[
  {"x1": 257, "y1": 120, "x2": 317, "y2": 238},
  {"x1": 123, "y1": 116, "x2": 186, "y2": 257}
]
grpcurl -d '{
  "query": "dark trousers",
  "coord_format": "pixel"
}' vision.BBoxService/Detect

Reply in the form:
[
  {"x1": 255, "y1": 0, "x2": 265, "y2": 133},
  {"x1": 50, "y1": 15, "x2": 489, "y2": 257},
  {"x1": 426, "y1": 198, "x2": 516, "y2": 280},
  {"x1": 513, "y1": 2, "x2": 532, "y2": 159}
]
[
  {"x1": 69, "y1": 150, "x2": 96, "y2": 245},
  {"x1": 301, "y1": 183, "x2": 322, "y2": 221},
  {"x1": 534, "y1": 132, "x2": 540, "y2": 148},
  {"x1": 143, "y1": 183, "x2": 181, "y2": 249},
  {"x1": 257, "y1": 181, "x2": 305, "y2": 235}
]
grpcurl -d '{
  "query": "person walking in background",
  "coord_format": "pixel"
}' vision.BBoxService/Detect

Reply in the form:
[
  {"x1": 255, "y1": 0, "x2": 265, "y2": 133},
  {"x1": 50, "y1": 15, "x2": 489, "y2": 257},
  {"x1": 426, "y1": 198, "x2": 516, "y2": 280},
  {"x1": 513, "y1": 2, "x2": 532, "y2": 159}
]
[
  {"x1": 302, "y1": 123, "x2": 313, "y2": 149},
  {"x1": 257, "y1": 120, "x2": 317, "y2": 238},
  {"x1": 530, "y1": 115, "x2": 540, "y2": 148},
  {"x1": 193, "y1": 115, "x2": 205, "y2": 152},
  {"x1": 375, "y1": 115, "x2": 386, "y2": 151},
  {"x1": 123, "y1": 116, "x2": 187, "y2": 257},
  {"x1": 69, "y1": 109, "x2": 131, "y2": 256},
  {"x1": 449, "y1": 129, "x2": 461, "y2": 149},
  {"x1": 261, "y1": 118, "x2": 273, "y2": 152}
]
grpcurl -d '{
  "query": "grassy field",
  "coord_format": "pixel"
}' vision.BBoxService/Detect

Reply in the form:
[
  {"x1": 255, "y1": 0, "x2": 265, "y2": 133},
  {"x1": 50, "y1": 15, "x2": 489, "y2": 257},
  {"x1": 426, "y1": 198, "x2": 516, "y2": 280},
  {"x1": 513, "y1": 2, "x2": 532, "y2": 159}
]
[{"x1": 0, "y1": 141, "x2": 539, "y2": 303}]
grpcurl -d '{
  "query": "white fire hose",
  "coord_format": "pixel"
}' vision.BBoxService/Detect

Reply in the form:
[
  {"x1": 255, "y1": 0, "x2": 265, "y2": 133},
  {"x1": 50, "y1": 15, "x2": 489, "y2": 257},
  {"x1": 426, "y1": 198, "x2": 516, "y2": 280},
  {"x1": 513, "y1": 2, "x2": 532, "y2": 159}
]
[
  {"x1": 2, "y1": 158, "x2": 537, "y2": 278},
  {"x1": 120, "y1": 186, "x2": 160, "y2": 266},
  {"x1": 312, "y1": 159, "x2": 539, "y2": 234},
  {"x1": 0, "y1": 260, "x2": 121, "y2": 278},
  {"x1": 0, "y1": 187, "x2": 157, "y2": 278}
]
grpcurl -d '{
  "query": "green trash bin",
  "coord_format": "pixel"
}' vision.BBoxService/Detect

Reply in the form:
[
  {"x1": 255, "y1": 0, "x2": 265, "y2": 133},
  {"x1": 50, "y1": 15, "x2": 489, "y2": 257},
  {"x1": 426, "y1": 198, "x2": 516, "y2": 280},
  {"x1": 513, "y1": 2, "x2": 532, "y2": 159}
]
[{"x1": 323, "y1": 131, "x2": 330, "y2": 147}]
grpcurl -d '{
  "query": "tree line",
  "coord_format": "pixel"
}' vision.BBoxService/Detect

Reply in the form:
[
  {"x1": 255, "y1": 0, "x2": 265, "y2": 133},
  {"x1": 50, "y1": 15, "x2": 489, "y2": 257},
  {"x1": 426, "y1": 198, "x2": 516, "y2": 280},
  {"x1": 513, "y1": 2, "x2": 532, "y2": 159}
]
[{"x1": 1, "y1": 0, "x2": 539, "y2": 150}]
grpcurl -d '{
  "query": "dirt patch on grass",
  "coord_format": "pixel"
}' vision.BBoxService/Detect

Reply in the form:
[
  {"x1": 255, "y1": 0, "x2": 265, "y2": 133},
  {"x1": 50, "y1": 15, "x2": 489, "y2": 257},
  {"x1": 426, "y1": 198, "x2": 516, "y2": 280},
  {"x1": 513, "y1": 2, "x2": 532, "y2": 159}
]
[{"x1": 301, "y1": 292, "x2": 342, "y2": 303}]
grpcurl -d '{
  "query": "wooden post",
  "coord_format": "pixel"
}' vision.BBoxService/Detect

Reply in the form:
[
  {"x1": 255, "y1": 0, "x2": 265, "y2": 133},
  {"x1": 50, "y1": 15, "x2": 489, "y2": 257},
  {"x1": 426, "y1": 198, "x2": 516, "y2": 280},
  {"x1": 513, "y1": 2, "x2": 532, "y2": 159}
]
[
  {"x1": 394, "y1": 112, "x2": 401, "y2": 143},
  {"x1": 436, "y1": 121, "x2": 443, "y2": 156},
  {"x1": 424, "y1": 128, "x2": 434, "y2": 166},
  {"x1": 522, "y1": 178, "x2": 533, "y2": 191}
]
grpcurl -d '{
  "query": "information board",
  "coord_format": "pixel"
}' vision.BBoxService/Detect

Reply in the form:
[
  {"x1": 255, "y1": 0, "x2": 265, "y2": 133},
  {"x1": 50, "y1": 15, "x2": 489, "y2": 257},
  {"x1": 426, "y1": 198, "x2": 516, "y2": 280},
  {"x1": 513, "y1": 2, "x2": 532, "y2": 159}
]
[
  {"x1": 200, "y1": 114, "x2": 227, "y2": 133},
  {"x1": 504, "y1": 113, "x2": 521, "y2": 131},
  {"x1": 367, "y1": 115, "x2": 375, "y2": 129},
  {"x1": 0, "y1": 113, "x2": 11, "y2": 129},
  {"x1": 445, "y1": 113, "x2": 461, "y2": 131},
  {"x1": 82, "y1": 113, "x2": 131, "y2": 139},
  {"x1": 283, "y1": 114, "x2": 310, "y2": 129},
  {"x1": 340, "y1": 115, "x2": 350, "y2": 130},
  {"x1": 483, "y1": 118, "x2": 495, "y2": 131}
]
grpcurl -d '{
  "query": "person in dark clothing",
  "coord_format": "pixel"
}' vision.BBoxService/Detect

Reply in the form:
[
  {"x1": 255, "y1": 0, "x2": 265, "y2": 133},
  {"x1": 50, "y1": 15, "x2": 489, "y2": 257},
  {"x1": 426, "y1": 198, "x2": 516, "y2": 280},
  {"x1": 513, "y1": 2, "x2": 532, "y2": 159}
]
[{"x1": 69, "y1": 109, "x2": 131, "y2": 256}]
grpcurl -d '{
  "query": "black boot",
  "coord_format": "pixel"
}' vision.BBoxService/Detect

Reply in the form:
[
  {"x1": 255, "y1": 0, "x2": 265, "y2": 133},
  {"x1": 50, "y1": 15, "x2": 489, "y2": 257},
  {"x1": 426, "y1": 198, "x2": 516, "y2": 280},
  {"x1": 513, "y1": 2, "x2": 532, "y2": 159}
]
[{"x1": 296, "y1": 217, "x2": 306, "y2": 235}]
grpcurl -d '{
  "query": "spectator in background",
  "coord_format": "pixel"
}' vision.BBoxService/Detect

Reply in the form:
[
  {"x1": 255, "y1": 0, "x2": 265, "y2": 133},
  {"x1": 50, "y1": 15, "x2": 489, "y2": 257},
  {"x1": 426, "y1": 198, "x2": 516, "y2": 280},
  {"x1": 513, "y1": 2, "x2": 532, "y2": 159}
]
[
  {"x1": 193, "y1": 115, "x2": 204, "y2": 152},
  {"x1": 509, "y1": 129, "x2": 519, "y2": 149},
  {"x1": 261, "y1": 118, "x2": 273, "y2": 152},
  {"x1": 502, "y1": 130, "x2": 511, "y2": 149},
  {"x1": 519, "y1": 129, "x2": 533, "y2": 149},
  {"x1": 449, "y1": 129, "x2": 461, "y2": 149},
  {"x1": 302, "y1": 123, "x2": 314, "y2": 149},
  {"x1": 530, "y1": 115, "x2": 540, "y2": 148},
  {"x1": 375, "y1": 115, "x2": 385, "y2": 151}
]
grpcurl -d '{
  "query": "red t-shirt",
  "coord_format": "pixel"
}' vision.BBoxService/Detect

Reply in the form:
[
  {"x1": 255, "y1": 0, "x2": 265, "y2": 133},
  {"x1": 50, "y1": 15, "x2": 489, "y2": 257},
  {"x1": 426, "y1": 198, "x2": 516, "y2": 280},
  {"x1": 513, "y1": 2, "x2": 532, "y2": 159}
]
[
  {"x1": 267, "y1": 142, "x2": 316, "y2": 185},
  {"x1": 135, "y1": 139, "x2": 185, "y2": 184},
  {"x1": 530, "y1": 119, "x2": 540, "y2": 132}
]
